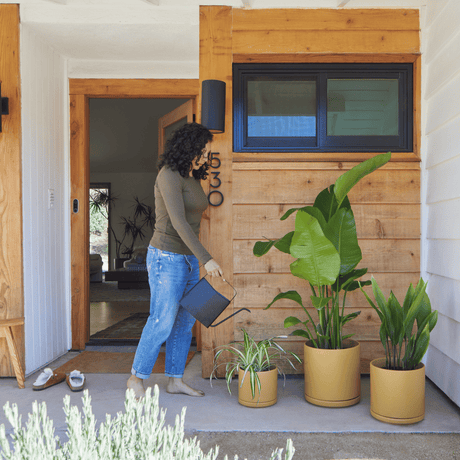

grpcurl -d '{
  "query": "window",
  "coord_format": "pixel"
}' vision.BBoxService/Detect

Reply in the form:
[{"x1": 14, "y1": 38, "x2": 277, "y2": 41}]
[{"x1": 233, "y1": 63, "x2": 413, "y2": 153}]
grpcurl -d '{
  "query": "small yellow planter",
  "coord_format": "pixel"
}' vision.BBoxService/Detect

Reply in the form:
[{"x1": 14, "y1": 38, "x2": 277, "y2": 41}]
[
  {"x1": 370, "y1": 357, "x2": 425, "y2": 425},
  {"x1": 238, "y1": 367, "x2": 278, "y2": 408},
  {"x1": 304, "y1": 339, "x2": 361, "y2": 408}
]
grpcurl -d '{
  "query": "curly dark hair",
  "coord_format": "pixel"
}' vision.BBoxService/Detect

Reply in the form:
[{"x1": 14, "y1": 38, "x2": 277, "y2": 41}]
[{"x1": 158, "y1": 122, "x2": 213, "y2": 180}]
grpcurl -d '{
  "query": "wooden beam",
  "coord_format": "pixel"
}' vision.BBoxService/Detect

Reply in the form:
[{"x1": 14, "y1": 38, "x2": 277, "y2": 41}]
[
  {"x1": 69, "y1": 79, "x2": 199, "y2": 97},
  {"x1": 70, "y1": 95, "x2": 90, "y2": 350},
  {"x1": 0, "y1": 4, "x2": 24, "y2": 377},
  {"x1": 199, "y1": 6, "x2": 234, "y2": 378}
]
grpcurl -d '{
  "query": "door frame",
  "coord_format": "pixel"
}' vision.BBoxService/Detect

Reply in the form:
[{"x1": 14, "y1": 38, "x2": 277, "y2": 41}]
[
  {"x1": 69, "y1": 79, "x2": 200, "y2": 349},
  {"x1": 158, "y1": 99, "x2": 194, "y2": 155}
]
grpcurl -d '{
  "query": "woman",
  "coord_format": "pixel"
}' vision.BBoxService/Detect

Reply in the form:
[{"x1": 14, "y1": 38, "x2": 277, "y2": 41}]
[{"x1": 127, "y1": 122, "x2": 223, "y2": 399}]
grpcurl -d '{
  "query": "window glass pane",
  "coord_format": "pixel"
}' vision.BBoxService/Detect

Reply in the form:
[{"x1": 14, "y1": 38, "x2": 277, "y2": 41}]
[
  {"x1": 248, "y1": 80, "x2": 316, "y2": 137},
  {"x1": 327, "y1": 79, "x2": 399, "y2": 136}
]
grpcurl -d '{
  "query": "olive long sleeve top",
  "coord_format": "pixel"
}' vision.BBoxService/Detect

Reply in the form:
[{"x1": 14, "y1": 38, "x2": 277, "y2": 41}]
[{"x1": 149, "y1": 167, "x2": 212, "y2": 265}]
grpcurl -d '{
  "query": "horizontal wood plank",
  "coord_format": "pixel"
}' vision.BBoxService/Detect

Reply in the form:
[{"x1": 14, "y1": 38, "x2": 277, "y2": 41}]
[
  {"x1": 233, "y1": 54, "x2": 421, "y2": 64},
  {"x1": 233, "y1": 273, "x2": 421, "y2": 310},
  {"x1": 234, "y1": 306, "x2": 381, "y2": 342},
  {"x1": 232, "y1": 161, "x2": 420, "y2": 171},
  {"x1": 226, "y1": 339, "x2": 384, "y2": 374},
  {"x1": 233, "y1": 204, "x2": 420, "y2": 240},
  {"x1": 69, "y1": 79, "x2": 199, "y2": 97},
  {"x1": 233, "y1": 169, "x2": 420, "y2": 204},
  {"x1": 233, "y1": 30, "x2": 420, "y2": 55},
  {"x1": 234, "y1": 239, "x2": 420, "y2": 274},
  {"x1": 232, "y1": 152, "x2": 421, "y2": 163},
  {"x1": 232, "y1": 9, "x2": 420, "y2": 32}
]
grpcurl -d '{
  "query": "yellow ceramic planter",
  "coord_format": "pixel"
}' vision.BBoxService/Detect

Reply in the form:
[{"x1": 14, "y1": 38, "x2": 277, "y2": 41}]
[
  {"x1": 238, "y1": 367, "x2": 278, "y2": 408},
  {"x1": 304, "y1": 339, "x2": 361, "y2": 407},
  {"x1": 370, "y1": 357, "x2": 425, "y2": 425}
]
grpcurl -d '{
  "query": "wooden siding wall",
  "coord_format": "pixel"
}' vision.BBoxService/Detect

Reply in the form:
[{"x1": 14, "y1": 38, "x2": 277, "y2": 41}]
[
  {"x1": 200, "y1": 7, "x2": 421, "y2": 376},
  {"x1": 21, "y1": 26, "x2": 69, "y2": 373},
  {"x1": 0, "y1": 5, "x2": 24, "y2": 377},
  {"x1": 423, "y1": 0, "x2": 460, "y2": 407}
]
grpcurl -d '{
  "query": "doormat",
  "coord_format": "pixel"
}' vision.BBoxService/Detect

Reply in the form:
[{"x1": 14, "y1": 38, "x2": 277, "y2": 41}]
[
  {"x1": 90, "y1": 312, "x2": 149, "y2": 342},
  {"x1": 55, "y1": 351, "x2": 195, "y2": 374}
]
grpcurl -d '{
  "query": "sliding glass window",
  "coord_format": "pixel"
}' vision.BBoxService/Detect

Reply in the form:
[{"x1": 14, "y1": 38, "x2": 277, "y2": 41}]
[{"x1": 233, "y1": 64, "x2": 412, "y2": 153}]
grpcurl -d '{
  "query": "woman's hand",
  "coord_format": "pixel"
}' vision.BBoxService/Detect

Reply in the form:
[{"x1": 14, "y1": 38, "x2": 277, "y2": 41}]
[{"x1": 204, "y1": 259, "x2": 224, "y2": 278}]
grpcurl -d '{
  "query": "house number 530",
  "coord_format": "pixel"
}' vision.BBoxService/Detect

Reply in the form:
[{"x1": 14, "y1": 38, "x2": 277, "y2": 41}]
[{"x1": 207, "y1": 152, "x2": 224, "y2": 207}]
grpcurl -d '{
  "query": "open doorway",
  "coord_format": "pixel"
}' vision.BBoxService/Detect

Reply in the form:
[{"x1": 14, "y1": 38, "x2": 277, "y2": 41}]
[{"x1": 88, "y1": 98, "x2": 193, "y2": 345}]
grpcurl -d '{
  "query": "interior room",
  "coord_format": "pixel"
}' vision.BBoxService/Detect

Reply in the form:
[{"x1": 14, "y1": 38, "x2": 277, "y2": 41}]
[{"x1": 88, "y1": 98, "x2": 189, "y2": 342}]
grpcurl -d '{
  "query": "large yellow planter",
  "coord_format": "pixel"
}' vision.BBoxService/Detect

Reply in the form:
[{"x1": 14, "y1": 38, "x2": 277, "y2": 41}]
[
  {"x1": 370, "y1": 357, "x2": 425, "y2": 425},
  {"x1": 304, "y1": 339, "x2": 361, "y2": 407},
  {"x1": 238, "y1": 367, "x2": 278, "y2": 408}
]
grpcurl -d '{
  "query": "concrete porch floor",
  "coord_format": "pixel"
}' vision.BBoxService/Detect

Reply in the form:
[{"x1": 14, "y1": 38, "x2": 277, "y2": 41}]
[{"x1": 1, "y1": 348, "x2": 459, "y2": 460}]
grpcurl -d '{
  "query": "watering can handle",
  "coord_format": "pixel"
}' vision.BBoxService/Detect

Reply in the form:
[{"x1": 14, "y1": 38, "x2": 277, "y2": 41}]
[{"x1": 203, "y1": 273, "x2": 238, "y2": 303}]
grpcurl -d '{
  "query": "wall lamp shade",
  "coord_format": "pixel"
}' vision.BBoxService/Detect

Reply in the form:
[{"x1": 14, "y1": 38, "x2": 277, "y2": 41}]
[
  {"x1": 201, "y1": 79, "x2": 226, "y2": 134},
  {"x1": 0, "y1": 83, "x2": 9, "y2": 133}
]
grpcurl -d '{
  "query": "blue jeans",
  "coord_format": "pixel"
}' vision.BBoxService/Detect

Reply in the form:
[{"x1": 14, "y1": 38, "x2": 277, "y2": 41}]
[{"x1": 131, "y1": 246, "x2": 199, "y2": 379}]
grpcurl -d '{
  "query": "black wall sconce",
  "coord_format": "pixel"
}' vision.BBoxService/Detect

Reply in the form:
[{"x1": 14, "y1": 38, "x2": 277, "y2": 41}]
[
  {"x1": 0, "y1": 83, "x2": 9, "y2": 133},
  {"x1": 201, "y1": 79, "x2": 226, "y2": 134}
]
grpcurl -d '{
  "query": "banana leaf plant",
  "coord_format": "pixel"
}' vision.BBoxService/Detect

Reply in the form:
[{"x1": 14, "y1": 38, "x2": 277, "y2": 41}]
[
  {"x1": 359, "y1": 277, "x2": 438, "y2": 370},
  {"x1": 253, "y1": 152, "x2": 391, "y2": 350}
]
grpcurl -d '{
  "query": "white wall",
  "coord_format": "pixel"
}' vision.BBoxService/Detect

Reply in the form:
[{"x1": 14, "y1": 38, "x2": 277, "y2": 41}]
[
  {"x1": 21, "y1": 25, "x2": 70, "y2": 375},
  {"x1": 422, "y1": 0, "x2": 460, "y2": 407}
]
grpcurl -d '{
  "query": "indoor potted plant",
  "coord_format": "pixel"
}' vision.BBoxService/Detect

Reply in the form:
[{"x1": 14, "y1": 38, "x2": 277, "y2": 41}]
[
  {"x1": 360, "y1": 276, "x2": 438, "y2": 424},
  {"x1": 210, "y1": 328, "x2": 301, "y2": 408},
  {"x1": 253, "y1": 152, "x2": 391, "y2": 407},
  {"x1": 90, "y1": 190, "x2": 155, "y2": 269}
]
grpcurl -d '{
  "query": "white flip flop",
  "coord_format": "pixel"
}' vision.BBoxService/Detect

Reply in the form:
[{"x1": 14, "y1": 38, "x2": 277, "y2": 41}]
[
  {"x1": 32, "y1": 368, "x2": 66, "y2": 391},
  {"x1": 66, "y1": 370, "x2": 86, "y2": 392}
]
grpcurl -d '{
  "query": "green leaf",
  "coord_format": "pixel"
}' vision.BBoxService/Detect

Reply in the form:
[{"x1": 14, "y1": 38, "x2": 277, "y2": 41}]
[
  {"x1": 415, "y1": 292, "x2": 432, "y2": 330},
  {"x1": 274, "y1": 231, "x2": 294, "y2": 254},
  {"x1": 284, "y1": 316, "x2": 303, "y2": 328},
  {"x1": 340, "y1": 311, "x2": 361, "y2": 326},
  {"x1": 388, "y1": 292, "x2": 404, "y2": 346},
  {"x1": 280, "y1": 207, "x2": 300, "y2": 221},
  {"x1": 314, "y1": 185, "x2": 352, "y2": 222},
  {"x1": 289, "y1": 212, "x2": 340, "y2": 286},
  {"x1": 409, "y1": 324, "x2": 430, "y2": 369},
  {"x1": 370, "y1": 277, "x2": 395, "y2": 341},
  {"x1": 403, "y1": 279, "x2": 428, "y2": 335},
  {"x1": 265, "y1": 290, "x2": 304, "y2": 310},
  {"x1": 334, "y1": 152, "x2": 391, "y2": 208},
  {"x1": 323, "y1": 208, "x2": 362, "y2": 275},
  {"x1": 310, "y1": 295, "x2": 332, "y2": 310},
  {"x1": 253, "y1": 240, "x2": 276, "y2": 257},
  {"x1": 291, "y1": 329, "x2": 312, "y2": 339}
]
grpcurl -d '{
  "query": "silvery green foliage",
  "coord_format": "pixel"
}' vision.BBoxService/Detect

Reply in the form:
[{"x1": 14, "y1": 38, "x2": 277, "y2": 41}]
[{"x1": 0, "y1": 385, "x2": 294, "y2": 460}]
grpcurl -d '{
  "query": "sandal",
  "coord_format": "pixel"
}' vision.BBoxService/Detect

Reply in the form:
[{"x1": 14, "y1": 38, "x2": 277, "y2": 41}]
[
  {"x1": 66, "y1": 370, "x2": 86, "y2": 392},
  {"x1": 32, "y1": 368, "x2": 66, "y2": 391}
]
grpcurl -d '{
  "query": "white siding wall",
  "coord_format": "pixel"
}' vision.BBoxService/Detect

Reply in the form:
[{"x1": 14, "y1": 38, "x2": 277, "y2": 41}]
[
  {"x1": 21, "y1": 26, "x2": 70, "y2": 374},
  {"x1": 422, "y1": 0, "x2": 460, "y2": 407}
]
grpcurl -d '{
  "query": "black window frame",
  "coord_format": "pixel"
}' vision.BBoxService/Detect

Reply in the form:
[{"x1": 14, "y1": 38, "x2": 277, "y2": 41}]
[{"x1": 233, "y1": 63, "x2": 413, "y2": 153}]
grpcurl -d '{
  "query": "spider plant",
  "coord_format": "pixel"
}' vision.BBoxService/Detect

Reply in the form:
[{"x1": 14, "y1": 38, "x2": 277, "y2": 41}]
[{"x1": 210, "y1": 328, "x2": 301, "y2": 399}]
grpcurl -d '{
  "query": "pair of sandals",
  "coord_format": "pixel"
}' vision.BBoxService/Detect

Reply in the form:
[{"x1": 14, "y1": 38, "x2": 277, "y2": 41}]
[{"x1": 32, "y1": 368, "x2": 86, "y2": 392}]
